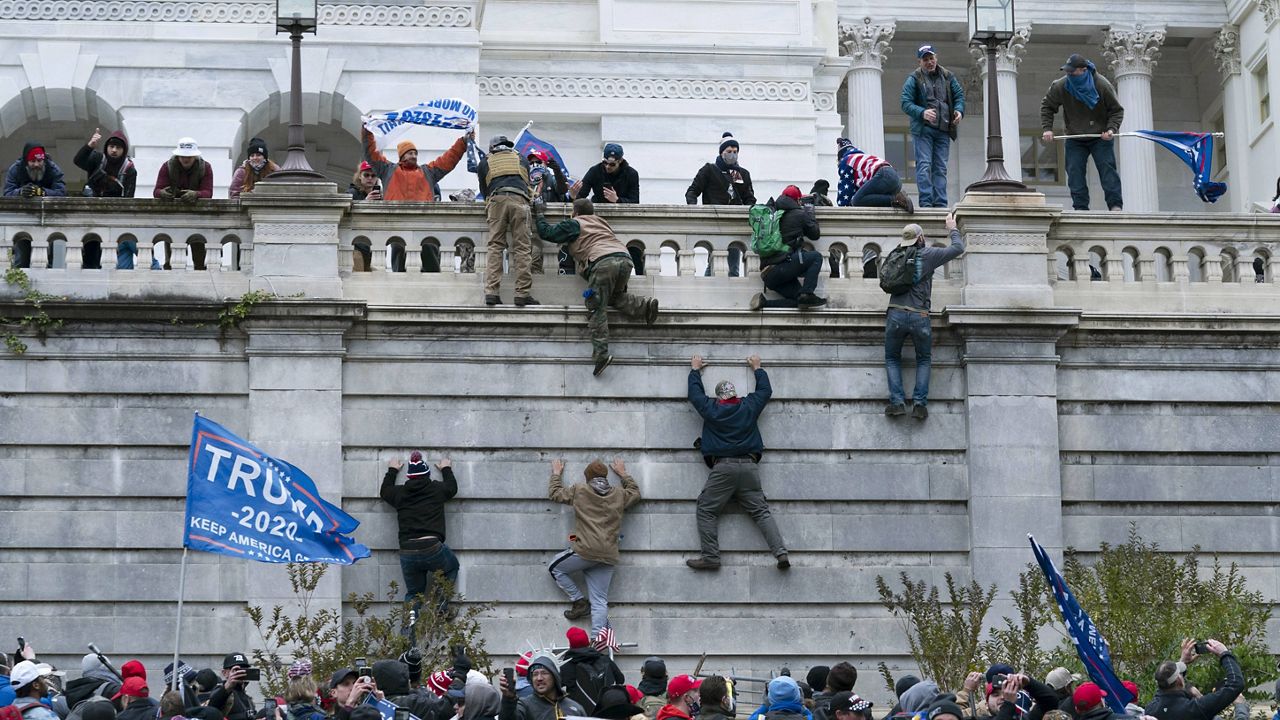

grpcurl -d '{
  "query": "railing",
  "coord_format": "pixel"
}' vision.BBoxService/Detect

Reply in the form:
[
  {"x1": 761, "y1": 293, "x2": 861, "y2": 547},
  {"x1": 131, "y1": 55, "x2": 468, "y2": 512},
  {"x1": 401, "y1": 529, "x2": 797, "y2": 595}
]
[{"x1": 3, "y1": 197, "x2": 1280, "y2": 311}]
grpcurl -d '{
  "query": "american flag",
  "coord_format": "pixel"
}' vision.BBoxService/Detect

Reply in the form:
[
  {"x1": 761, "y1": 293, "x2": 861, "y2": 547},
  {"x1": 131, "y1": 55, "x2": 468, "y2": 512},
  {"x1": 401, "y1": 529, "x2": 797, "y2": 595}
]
[{"x1": 592, "y1": 627, "x2": 620, "y2": 653}]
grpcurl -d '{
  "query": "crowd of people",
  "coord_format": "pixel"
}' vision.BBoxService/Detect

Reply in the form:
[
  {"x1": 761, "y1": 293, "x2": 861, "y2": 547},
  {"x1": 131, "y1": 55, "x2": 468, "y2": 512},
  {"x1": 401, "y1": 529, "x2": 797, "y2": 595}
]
[{"x1": 3, "y1": 635, "x2": 1268, "y2": 720}]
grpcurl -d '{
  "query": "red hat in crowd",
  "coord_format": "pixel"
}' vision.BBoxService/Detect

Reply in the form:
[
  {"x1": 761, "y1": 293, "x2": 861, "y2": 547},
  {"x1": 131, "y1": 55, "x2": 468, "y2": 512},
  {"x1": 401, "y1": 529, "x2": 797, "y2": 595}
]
[
  {"x1": 359, "y1": 161, "x2": 373, "y2": 173},
  {"x1": 527, "y1": 149, "x2": 549, "y2": 163},
  {"x1": 1121, "y1": 681, "x2": 1139, "y2": 702},
  {"x1": 112, "y1": 677, "x2": 150, "y2": 701},
  {"x1": 122, "y1": 660, "x2": 147, "y2": 680},
  {"x1": 426, "y1": 670, "x2": 452, "y2": 697},
  {"x1": 566, "y1": 626, "x2": 590, "y2": 649},
  {"x1": 625, "y1": 685, "x2": 644, "y2": 704},
  {"x1": 25, "y1": 146, "x2": 45, "y2": 163},
  {"x1": 1073, "y1": 683, "x2": 1107, "y2": 713},
  {"x1": 781, "y1": 185, "x2": 803, "y2": 201},
  {"x1": 667, "y1": 675, "x2": 702, "y2": 699},
  {"x1": 515, "y1": 651, "x2": 533, "y2": 677}
]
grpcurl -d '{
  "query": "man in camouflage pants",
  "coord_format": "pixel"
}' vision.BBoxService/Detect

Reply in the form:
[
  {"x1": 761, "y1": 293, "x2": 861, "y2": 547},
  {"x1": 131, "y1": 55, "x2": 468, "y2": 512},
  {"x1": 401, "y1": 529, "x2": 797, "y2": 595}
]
[{"x1": 534, "y1": 198, "x2": 659, "y2": 377}]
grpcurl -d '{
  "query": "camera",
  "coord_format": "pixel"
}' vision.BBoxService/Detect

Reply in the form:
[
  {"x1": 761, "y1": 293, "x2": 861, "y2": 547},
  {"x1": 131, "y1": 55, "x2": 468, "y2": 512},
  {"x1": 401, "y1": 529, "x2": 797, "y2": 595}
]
[
  {"x1": 1194, "y1": 642, "x2": 1209, "y2": 654},
  {"x1": 991, "y1": 674, "x2": 1008, "y2": 692}
]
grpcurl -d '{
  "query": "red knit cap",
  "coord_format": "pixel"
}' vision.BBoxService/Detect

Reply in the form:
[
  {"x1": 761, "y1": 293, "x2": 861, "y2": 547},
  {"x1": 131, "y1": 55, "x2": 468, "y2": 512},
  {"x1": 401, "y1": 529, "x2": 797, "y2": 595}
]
[
  {"x1": 781, "y1": 185, "x2": 803, "y2": 201},
  {"x1": 515, "y1": 651, "x2": 533, "y2": 677},
  {"x1": 122, "y1": 660, "x2": 146, "y2": 680},
  {"x1": 426, "y1": 670, "x2": 452, "y2": 697},
  {"x1": 25, "y1": 146, "x2": 45, "y2": 163},
  {"x1": 566, "y1": 626, "x2": 590, "y2": 649}
]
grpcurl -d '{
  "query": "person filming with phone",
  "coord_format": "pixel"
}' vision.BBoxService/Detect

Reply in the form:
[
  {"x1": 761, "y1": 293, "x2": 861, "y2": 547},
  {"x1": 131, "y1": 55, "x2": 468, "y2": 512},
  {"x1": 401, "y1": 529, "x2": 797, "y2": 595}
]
[
  {"x1": 209, "y1": 653, "x2": 257, "y2": 720},
  {"x1": 1146, "y1": 639, "x2": 1243, "y2": 720},
  {"x1": 573, "y1": 144, "x2": 639, "y2": 204},
  {"x1": 325, "y1": 668, "x2": 382, "y2": 720}
]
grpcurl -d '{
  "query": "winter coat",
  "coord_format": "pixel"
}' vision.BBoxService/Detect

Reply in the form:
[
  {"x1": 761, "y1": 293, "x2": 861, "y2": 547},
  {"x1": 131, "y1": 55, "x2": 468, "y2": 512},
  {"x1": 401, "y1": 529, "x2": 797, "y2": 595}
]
[
  {"x1": 689, "y1": 368, "x2": 771, "y2": 462},
  {"x1": 656, "y1": 706, "x2": 692, "y2": 720},
  {"x1": 685, "y1": 160, "x2": 754, "y2": 206},
  {"x1": 11, "y1": 697, "x2": 60, "y2": 720},
  {"x1": 3, "y1": 141, "x2": 67, "y2": 197},
  {"x1": 901, "y1": 66, "x2": 966, "y2": 137},
  {"x1": 499, "y1": 656, "x2": 584, "y2": 720},
  {"x1": 73, "y1": 131, "x2": 136, "y2": 197},
  {"x1": 1040, "y1": 71, "x2": 1124, "y2": 137},
  {"x1": 153, "y1": 157, "x2": 213, "y2": 198},
  {"x1": 531, "y1": 158, "x2": 570, "y2": 203},
  {"x1": 229, "y1": 160, "x2": 281, "y2": 197},
  {"x1": 760, "y1": 194, "x2": 820, "y2": 268},
  {"x1": 548, "y1": 471, "x2": 641, "y2": 564},
  {"x1": 117, "y1": 698, "x2": 161, "y2": 720},
  {"x1": 207, "y1": 684, "x2": 254, "y2": 720},
  {"x1": 577, "y1": 161, "x2": 640, "y2": 204},
  {"x1": 1145, "y1": 654, "x2": 1244, "y2": 720},
  {"x1": 363, "y1": 131, "x2": 466, "y2": 201},
  {"x1": 559, "y1": 648, "x2": 625, "y2": 711},
  {"x1": 380, "y1": 466, "x2": 458, "y2": 546},
  {"x1": 372, "y1": 660, "x2": 447, "y2": 720},
  {"x1": 461, "y1": 683, "x2": 502, "y2": 720}
]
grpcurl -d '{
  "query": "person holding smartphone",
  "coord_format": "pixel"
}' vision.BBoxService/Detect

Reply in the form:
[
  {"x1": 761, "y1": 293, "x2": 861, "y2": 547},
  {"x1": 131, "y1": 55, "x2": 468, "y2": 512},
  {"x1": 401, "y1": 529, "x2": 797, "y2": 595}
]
[
  {"x1": 209, "y1": 653, "x2": 256, "y2": 720},
  {"x1": 573, "y1": 144, "x2": 639, "y2": 204},
  {"x1": 1147, "y1": 638, "x2": 1243, "y2": 720}
]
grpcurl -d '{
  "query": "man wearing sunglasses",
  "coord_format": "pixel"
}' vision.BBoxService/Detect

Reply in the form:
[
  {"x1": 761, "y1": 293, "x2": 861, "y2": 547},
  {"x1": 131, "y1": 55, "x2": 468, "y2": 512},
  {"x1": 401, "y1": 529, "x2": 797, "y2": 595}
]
[{"x1": 574, "y1": 143, "x2": 639, "y2": 204}]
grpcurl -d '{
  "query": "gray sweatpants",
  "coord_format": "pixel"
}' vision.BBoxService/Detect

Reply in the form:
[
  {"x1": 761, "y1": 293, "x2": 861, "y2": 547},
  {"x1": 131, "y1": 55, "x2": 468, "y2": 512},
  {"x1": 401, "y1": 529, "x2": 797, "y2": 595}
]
[
  {"x1": 548, "y1": 548, "x2": 616, "y2": 636},
  {"x1": 696, "y1": 457, "x2": 787, "y2": 561}
]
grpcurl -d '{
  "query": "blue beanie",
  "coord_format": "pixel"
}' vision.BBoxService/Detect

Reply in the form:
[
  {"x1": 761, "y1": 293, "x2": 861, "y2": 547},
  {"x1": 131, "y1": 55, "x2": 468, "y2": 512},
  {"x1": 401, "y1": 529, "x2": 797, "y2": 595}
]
[
  {"x1": 603, "y1": 142, "x2": 624, "y2": 159},
  {"x1": 768, "y1": 676, "x2": 802, "y2": 705}
]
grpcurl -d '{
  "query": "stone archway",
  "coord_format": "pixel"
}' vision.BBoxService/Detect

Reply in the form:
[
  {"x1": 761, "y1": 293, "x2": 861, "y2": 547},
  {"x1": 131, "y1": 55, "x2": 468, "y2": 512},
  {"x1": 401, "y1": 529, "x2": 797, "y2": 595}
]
[{"x1": 234, "y1": 89, "x2": 365, "y2": 188}]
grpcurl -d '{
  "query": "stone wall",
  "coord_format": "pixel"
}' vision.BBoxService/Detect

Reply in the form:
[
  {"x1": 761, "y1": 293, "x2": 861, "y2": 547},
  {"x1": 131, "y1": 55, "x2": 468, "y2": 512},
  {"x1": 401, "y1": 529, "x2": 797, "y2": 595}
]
[{"x1": 1, "y1": 193, "x2": 1279, "y2": 705}]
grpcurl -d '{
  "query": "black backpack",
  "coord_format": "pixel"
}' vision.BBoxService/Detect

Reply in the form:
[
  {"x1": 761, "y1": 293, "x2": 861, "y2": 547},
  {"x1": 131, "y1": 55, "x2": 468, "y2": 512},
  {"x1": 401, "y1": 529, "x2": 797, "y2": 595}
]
[
  {"x1": 879, "y1": 245, "x2": 923, "y2": 294},
  {"x1": 566, "y1": 654, "x2": 615, "y2": 711}
]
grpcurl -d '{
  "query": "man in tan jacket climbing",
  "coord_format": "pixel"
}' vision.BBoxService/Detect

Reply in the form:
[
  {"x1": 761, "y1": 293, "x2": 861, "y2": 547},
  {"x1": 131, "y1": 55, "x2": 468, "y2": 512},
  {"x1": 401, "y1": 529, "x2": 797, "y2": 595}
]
[{"x1": 547, "y1": 457, "x2": 642, "y2": 636}]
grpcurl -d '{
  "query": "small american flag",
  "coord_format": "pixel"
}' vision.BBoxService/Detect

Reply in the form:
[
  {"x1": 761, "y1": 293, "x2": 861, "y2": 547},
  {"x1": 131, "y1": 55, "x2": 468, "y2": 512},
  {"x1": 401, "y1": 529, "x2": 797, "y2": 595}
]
[{"x1": 592, "y1": 627, "x2": 619, "y2": 653}]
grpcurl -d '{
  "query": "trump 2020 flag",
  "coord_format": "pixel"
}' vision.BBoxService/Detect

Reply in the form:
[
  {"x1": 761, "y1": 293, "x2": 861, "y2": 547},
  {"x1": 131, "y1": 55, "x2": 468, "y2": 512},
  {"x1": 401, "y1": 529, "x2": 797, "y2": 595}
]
[
  {"x1": 184, "y1": 414, "x2": 370, "y2": 565},
  {"x1": 514, "y1": 127, "x2": 574, "y2": 181},
  {"x1": 363, "y1": 98, "x2": 477, "y2": 141},
  {"x1": 1029, "y1": 535, "x2": 1131, "y2": 714},
  {"x1": 1129, "y1": 130, "x2": 1227, "y2": 203}
]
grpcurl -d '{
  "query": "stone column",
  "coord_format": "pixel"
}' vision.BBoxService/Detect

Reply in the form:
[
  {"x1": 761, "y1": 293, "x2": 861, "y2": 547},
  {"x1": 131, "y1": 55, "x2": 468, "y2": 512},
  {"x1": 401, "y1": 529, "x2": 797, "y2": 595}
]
[
  {"x1": 969, "y1": 26, "x2": 1032, "y2": 182},
  {"x1": 1214, "y1": 25, "x2": 1250, "y2": 213},
  {"x1": 1103, "y1": 24, "x2": 1166, "y2": 213},
  {"x1": 838, "y1": 17, "x2": 895, "y2": 158},
  {"x1": 240, "y1": 181, "x2": 353, "y2": 298},
  {"x1": 951, "y1": 192, "x2": 1077, "y2": 597}
]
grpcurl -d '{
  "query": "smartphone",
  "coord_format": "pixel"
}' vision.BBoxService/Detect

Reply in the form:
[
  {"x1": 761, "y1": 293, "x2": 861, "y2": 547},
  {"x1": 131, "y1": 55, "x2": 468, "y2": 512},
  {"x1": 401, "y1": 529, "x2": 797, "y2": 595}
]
[
  {"x1": 243, "y1": 668, "x2": 262, "y2": 682},
  {"x1": 1194, "y1": 642, "x2": 1209, "y2": 654},
  {"x1": 503, "y1": 667, "x2": 514, "y2": 688},
  {"x1": 262, "y1": 700, "x2": 277, "y2": 716}
]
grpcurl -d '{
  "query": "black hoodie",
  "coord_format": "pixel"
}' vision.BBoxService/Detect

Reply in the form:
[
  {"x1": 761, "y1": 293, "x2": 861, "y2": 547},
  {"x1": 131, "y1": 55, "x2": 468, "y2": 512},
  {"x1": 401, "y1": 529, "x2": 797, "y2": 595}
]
[
  {"x1": 371, "y1": 660, "x2": 447, "y2": 720},
  {"x1": 380, "y1": 466, "x2": 458, "y2": 546},
  {"x1": 73, "y1": 131, "x2": 136, "y2": 197}
]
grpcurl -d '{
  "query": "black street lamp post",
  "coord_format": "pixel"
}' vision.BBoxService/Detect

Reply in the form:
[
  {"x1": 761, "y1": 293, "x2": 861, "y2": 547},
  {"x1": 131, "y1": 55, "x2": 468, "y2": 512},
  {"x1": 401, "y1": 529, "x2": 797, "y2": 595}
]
[
  {"x1": 966, "y1": 0, "x2": 1031, "y2": 193},
  {"x1": 271, "y1": 0, "x2": 325, "y2": 181}
]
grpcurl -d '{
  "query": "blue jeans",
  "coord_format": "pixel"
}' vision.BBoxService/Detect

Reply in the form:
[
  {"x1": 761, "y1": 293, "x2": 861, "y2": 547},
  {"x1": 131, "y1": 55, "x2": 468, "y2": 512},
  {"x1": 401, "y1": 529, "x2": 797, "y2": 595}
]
[
  {"x1": 884, "y1": 308, "x2": 933, "y2": 406},
  {"x1": 912, "y1": 127, "x2": 951, "y2": 208},
  {"x1": 851, "y1": 166, "x2": 902, "y2": 207},
  {"x1": 760, "y1": 250, "x2": 822, "y2": 307},
  {"x1": 400, "y1": 541, "x2": 460, "y2": 619},
  {"x1": 116, "y1": 239, "x2": 137, "y2": 269},
  {"x1": 1065, "y1": 138, "x2": 1123, "y2": 210}
]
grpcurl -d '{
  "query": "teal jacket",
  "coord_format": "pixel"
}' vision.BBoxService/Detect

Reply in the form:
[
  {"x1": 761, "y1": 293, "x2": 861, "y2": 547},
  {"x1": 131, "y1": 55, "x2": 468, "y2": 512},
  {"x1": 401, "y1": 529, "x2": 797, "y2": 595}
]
[{"x1": 900, "y1": 66, "x2": 966, "y2": 136}]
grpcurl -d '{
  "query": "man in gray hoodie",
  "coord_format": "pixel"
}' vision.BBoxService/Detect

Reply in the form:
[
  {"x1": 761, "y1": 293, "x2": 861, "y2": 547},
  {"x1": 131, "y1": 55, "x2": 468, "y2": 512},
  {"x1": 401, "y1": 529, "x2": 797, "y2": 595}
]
[{"x1": 499, "y1": 654, "x2": 585, "y2": 720}]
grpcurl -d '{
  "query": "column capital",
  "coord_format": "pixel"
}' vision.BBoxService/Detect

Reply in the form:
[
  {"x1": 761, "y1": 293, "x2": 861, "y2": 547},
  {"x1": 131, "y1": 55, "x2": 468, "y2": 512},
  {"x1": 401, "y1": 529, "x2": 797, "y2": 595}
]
[
  {"x1": 968, "y1": 25, "x2": 1033, "y2": 74},
  {"x1": 1214, "y1": 24, "x2": 1242, "y2": 76},
  {"x1": 838, "y1": 17, "x2": 895, "y2": 70},
  {"x1": 1258, "y1": 0, "x2": 1279, "y2": 28},
  {"x1": 1103, "y1": 23, "x2": 1166, "y2": 79}
]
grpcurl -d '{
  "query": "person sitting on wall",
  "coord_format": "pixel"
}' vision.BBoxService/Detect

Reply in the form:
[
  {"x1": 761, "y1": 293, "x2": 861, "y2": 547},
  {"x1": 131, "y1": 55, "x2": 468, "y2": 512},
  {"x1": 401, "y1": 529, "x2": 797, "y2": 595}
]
[
  {"x1": 835, "y1": 137, "x2": 913, "y2": 212},
  {"x1": 153, "y1": 137, "x2": 213, "y2": 202},
  {"x1": 229, "y1": 137, "x2": 280, "y2": 198},
  {"x1": 574, "y1": 143, "x2": 640, "y2": 204}
]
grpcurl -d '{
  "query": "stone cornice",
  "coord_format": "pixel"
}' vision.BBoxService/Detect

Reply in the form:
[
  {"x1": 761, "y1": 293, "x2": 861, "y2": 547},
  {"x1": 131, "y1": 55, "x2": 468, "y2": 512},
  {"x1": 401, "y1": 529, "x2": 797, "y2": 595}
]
[
  {"x1": 838, "y1": 17, "x2": 895, "y2": 71},
  {"x1": 1214, "y1": 24, "x2": 1242, "y2": 76},
  {"x1": 1103, "y1": 23, "x2": 1166, "y2": 79},
  {"x1": 1259, "y1": 0, "x2": 1279, "y2": 27},
  {"x1": 0, "y1": 0, "x2": 475, "y2": 26},
  {"x1": 477, "y1": 76, "x2": 809, "y2": 102}
]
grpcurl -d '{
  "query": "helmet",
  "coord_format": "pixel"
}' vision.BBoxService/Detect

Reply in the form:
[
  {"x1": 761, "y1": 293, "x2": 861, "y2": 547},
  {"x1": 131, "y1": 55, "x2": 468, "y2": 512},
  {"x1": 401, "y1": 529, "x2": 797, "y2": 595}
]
[{"x1": 489, "y1": 134, "x2": 514, "y2": 151}]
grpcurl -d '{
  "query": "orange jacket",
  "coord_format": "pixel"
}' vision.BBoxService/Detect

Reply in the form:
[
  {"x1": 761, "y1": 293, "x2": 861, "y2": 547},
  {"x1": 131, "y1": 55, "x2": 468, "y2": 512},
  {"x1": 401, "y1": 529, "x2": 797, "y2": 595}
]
[{"x1": 362, "y1": 131, "x2": 466, "y2": 201}]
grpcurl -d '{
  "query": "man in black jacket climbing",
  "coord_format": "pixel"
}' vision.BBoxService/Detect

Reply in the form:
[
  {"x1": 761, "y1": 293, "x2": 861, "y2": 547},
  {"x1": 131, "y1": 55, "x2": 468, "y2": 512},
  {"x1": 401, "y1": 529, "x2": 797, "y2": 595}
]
[{"x1": 381, "y1": 452, "x2": 460, "y2": 627}]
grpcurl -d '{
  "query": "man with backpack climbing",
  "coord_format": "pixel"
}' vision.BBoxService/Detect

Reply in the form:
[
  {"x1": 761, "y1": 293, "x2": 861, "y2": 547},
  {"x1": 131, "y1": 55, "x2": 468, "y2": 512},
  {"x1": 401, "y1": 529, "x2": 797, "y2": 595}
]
[
  {"x1": 881, "y1": 212, "x2": 964, "y2": 420},
  {"x1": 748, "y1": 185, "x2": 827, "y2": 310}
]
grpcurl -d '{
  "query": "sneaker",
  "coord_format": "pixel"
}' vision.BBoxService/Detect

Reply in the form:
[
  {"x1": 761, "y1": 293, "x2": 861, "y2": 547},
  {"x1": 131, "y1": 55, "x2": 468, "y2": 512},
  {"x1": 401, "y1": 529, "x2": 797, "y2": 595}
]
[
  {"x1": 563, "y1": 598, "x2": 590, "y2": 620},
  {"x1": 749, "y1": 293, "x2": 764, "y2": 311},
  {"x1": 798, "y1": 293, "x2": 827, "y2": 308},
  {"x1": 892, "y1": 191, "x2": 915, "y2": 214},
  {"x1": 514, "y1": 296, "x2": 541, "y2": 307},
  {"x1": 884, "y1": 403, "x2": 907, "y2": 416},
  {"x1": 644, "y1": 297, "x2": 659, "y2": 325},
  {"x1": 686, "y1": 557, "x2": 721, "y2": 571},
  {"x1": 776, "y1": 554, "x2": 791, "y2": 570},
  {"x1": 593, "y1": 355, "x2": 613, "y2": 377},
  {"x1": 484, "y1": 294, "x2": 501, "y2": 306},
  {"x1": 912, "y1": 404, "x2": 928, "y2": 420}
]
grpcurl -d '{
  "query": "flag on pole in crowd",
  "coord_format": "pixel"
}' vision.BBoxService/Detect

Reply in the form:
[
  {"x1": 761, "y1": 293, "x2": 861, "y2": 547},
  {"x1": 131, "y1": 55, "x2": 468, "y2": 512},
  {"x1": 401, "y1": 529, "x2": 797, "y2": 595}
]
[
  {"x1": 1128, "y1": 130, "x2": 1227, "y2": 203},
  {"x1": 1029, "y1": 535, "x2": 1131, "y2": 714},
  {"x1": 363, "y1": 98, "x2": 478, "y2": 144},
  {"x1": 592, "y1": 626, "x2": 620, "y2": 653},
  {"x1": 184, "y1": 414, "x2": 371, "y2": 565},
  {"x1": 514, "y1": 125, "x2": 575, "y2": 181}
]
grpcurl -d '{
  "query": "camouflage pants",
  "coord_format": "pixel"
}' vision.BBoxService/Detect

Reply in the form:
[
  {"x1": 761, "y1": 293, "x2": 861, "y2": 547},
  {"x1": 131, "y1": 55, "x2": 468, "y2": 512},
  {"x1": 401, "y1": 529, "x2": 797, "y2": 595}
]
[{"x1": 586, "y1": 255, "x2": 648, "y2": 361}]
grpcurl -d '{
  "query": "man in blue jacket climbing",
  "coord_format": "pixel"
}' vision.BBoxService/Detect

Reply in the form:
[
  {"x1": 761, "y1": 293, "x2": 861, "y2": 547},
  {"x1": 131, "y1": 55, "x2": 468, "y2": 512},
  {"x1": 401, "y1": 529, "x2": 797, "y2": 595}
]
[{"x1": 686, "y1": 353, "x2": 788, "y2": 571}]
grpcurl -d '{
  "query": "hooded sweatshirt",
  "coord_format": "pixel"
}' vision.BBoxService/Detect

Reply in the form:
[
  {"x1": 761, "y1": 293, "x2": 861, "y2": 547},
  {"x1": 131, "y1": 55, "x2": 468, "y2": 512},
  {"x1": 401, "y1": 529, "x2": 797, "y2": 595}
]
[
  {"x1": 4, "y1": 141, "x2": 67, "y2": 196},
  {"x1": 899, "y1": 681, "x2": 940, "y2": 715},
  {"x1": 372, "y1": 660, "x2": 446, "y2": 720},
  {"x1": 547, "y1": 471, "x2": 641, "y2": 564},
  {"x1": 500, "y1": 655, "x2": 584, "y2": 720},
  {"x1": 462, "y1": 683, "x2": 502, "y2": 720},
  {"x1": 73, "y1": 131, "x2": 136, "y2": 197},
  {"x1": 380, "y1": 465, "x2": 458, "y2": 546}
]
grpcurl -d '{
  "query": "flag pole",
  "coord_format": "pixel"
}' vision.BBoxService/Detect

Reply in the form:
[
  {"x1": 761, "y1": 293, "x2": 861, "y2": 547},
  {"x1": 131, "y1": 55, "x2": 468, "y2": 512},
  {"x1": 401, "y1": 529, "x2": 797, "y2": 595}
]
[
  {"x1": 1052, "y1": 132, "x2": 1226, "y2": 140},
  {"x1": 171, "y1": 546, "x2": 189, "y2": 693}
]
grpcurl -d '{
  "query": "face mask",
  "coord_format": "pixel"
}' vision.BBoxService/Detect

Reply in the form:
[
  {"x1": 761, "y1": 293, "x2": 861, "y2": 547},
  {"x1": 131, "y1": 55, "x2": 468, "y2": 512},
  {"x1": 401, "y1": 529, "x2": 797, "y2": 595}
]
[
  {"x1": 250, "y1": 158, "x2": 266, "y2": 171},
  {"x1": 689, "y1": 701, "x2": 701, "y2": 717},
  {"x1": 721, "y1": 150, "x2": 738, "y2": 165},
  {"x1": 588, "y1": 476, "x2": 610, "y2": 496}
]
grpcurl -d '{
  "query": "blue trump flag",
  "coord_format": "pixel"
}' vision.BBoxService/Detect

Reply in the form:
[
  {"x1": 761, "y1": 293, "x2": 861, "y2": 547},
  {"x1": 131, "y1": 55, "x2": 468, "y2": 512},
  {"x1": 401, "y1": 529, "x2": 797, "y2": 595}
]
[
  {"x1": 514, "y1": 127, "x2": 574, "y2": 181},
  {"x1": 1029, "y1": 535, "x2": 1132, "y2": 714},
  {"x1": 1128, "y1": 130, "x2": 1227, "y2": 203},
  {"x1": 184, "y1": 414, "x2": 370, "y2": 565}
]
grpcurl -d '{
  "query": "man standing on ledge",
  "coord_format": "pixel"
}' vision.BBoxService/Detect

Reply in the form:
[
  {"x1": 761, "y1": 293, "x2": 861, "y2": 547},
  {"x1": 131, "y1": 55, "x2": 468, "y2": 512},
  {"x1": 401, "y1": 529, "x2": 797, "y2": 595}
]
[
  {"x1": 900, "y1": 44, "x2": 964, "y2": 209},
  {"x1": 686, "y1": 354, "x2": 788, "y2": 571},
  {"x1": 477, "y1": 134, "x2": 537, "y2": 307},
  {"x1": 884, "y1": 213, "x2": 964, "y2": 420},
  {"x1": 1041, "y1": 53, "x2": 1125, "y2": 212}
]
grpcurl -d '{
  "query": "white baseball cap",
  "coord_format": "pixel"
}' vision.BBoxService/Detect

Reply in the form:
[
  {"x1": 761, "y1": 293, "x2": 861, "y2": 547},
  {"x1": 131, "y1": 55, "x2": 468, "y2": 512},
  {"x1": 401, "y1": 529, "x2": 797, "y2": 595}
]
[
  {"x1": 10, "y1": 660, "x2": 57, "y2": 689},
  {"x1": 173, "y1": 137, "x2": 202, "y2": 157}
]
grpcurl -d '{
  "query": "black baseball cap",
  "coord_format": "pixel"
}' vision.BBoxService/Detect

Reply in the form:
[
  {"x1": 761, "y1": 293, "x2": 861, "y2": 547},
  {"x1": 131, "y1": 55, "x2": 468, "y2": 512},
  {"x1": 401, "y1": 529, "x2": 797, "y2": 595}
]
[
  {"x1": 1061, "y1": 54, "x2": 1089, "y2": 71},
  {"x1": 329, "y1": 668, "x2": 358, "y2": 689},
  {"x1": 222, "y1": 653, "x2": 248, "y2": 669}
]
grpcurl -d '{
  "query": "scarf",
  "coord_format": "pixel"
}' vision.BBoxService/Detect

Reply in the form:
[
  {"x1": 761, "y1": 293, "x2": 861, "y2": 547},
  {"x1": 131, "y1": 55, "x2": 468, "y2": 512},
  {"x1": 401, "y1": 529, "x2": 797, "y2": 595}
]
[{"x1": 1065, "y1": 63, "x2": 1100, "y2": 109}]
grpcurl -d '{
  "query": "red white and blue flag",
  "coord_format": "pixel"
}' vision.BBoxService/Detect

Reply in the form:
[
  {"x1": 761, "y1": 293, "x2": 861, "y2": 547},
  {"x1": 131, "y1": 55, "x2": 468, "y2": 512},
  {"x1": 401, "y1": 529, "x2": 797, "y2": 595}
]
[
  {"x1": 1129, "y1": 130, "x2": 1227, "y2": 203},
  {"x1": 514, "y1": 127, "x2": 575, "y2": 182}
]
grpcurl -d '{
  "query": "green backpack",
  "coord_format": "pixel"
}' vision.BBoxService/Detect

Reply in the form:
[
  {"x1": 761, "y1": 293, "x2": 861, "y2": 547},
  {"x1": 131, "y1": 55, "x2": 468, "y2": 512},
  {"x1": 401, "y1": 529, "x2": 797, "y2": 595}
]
[{"x1": 748, "y1": 203, "x2": 788, "y2": 257}]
